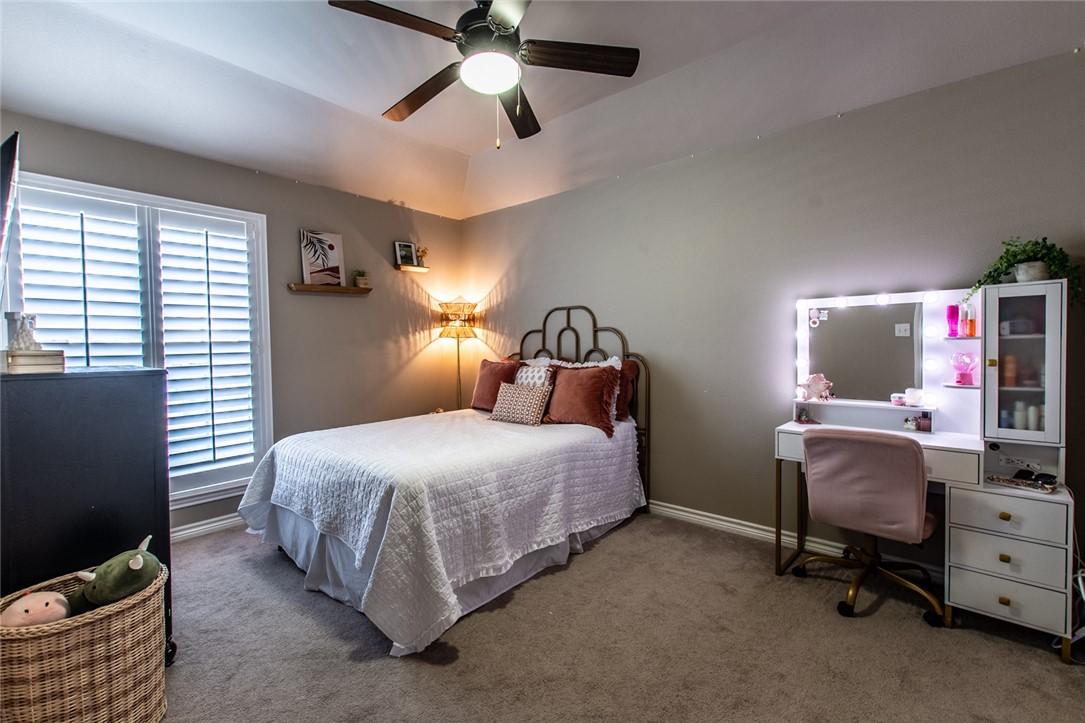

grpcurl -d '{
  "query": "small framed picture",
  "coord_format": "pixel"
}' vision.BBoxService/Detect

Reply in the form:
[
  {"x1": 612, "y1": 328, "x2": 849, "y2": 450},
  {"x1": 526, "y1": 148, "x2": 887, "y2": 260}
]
[
  {"x1": 300, "y1": 230, "x2": 345, "y2": 286},
  {"x1": 394, "y1": 240, "x2": 418, "y2": 267}
]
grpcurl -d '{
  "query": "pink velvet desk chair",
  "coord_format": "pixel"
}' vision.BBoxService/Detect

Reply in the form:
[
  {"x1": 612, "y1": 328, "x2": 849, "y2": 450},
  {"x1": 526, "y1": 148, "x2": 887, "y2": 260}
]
[{"x1": 792, "y1": 428, "x2": 945, "y2": 626}]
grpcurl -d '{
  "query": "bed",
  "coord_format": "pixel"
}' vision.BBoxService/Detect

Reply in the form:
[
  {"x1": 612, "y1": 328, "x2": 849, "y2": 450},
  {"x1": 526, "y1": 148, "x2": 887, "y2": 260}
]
[{"x1": 238, "y1": 306, "x2": 651, "y2": 655}]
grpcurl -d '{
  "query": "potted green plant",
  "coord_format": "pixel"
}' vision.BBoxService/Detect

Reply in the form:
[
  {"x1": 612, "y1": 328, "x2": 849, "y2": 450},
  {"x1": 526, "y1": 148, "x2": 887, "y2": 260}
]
[
  {"x1": 351, "y1": 269, "x2": 369, "y2": 288},
  {"x1": 964, "y1": 236, "x2": 1082, "y2": 303}
]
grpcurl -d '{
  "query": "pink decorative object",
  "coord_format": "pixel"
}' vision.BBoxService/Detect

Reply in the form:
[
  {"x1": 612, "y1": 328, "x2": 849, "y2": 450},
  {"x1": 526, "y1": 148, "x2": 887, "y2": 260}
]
[
  {"x1": 796, "y1": 373, "x2": 833, "y2": 402},
  {"x1": 951, "y1": 351, "x2": 978, "y2": 386}
]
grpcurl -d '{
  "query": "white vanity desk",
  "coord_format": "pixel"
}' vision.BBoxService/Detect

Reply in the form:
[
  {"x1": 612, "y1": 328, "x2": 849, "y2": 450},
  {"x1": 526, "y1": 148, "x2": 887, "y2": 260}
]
[{"x1": 776, "y1": 284, "x2": 1076, "y2": 663}]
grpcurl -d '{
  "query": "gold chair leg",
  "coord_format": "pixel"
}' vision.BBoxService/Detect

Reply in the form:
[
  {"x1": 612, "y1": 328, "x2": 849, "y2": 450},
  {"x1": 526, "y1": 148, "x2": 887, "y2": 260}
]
[
  {"x1": 846, "y1": 562, "x2": 876, "y2": 607},
  {"x1": 882, "y1": 560, "x2": 933, "y2": 582},
  {"x1": 798, "y1": 554, "x2": 864, "y2": 571},
  {"x1": 876, "y1": 567, "x2": 944, "y2": 617},
  {"x1": 1061, "y1": 637, "x2": 1073, "y2": 664},
  {"x1": 943, "y1": 603, "x2": 954, "y2": 628}
]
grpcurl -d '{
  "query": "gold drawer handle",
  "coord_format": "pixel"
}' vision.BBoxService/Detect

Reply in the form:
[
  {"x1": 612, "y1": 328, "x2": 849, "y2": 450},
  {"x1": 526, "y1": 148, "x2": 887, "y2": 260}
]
[
  {"x1": 998, "y1": 553, "x2": 1012, "y2": 563},
  {"x1": 997, "y1": 596, "x2": 1011, "y2": 607},
  {"x1": 998, "y1": 511, "x2": 1012, "y2": 521},
  {"x1": 986, "y1": 359, "x2": 998, "y2": 367}
]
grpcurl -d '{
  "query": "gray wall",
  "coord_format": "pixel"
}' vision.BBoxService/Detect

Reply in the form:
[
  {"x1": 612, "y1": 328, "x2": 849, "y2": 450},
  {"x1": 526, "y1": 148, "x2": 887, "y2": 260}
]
[
  {"x1": 1, "y1": 111, "x2": 465, "y2": 527},
  {"x1": 460, "y1": 54, "x2": 1085, "y2": 545}
]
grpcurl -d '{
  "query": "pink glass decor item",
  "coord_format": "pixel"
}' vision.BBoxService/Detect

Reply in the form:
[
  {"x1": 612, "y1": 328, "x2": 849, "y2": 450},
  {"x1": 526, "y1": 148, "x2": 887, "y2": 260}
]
[
  {"x1": 951, "y1": 351, "x2": 978, "y2": 386},
  {"x1": 945, "y1": 304, "x2": 960, "y2": 337}
]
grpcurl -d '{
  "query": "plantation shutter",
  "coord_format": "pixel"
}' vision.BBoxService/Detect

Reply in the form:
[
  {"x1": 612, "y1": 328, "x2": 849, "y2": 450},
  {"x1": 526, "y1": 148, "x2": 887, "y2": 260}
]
[
  {"x1": 15, "y1": 175, "x2": 270, "y2": 496},
  {"x1": 18, "y1": 186, "x2": 145, "y2": 367},
  {"x1": 158, "y1": 209, "x2": 256, "y2": 479}
]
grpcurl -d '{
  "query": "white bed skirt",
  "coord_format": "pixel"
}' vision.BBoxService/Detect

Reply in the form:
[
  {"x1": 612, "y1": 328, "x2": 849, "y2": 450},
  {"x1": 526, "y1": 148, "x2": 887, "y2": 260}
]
[{"x1": 259, "y1": 504, "x2": 624, "y2": 655}]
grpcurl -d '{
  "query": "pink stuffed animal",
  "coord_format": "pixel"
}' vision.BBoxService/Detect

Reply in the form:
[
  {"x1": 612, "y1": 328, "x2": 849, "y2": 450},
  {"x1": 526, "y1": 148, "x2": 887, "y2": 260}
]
[{"x1": 0, "y1": 591, "x2": 70, "y2": 627}]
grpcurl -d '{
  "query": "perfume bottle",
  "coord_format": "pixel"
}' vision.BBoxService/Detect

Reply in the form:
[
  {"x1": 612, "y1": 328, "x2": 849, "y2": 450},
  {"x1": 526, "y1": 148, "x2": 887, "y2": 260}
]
[
  {"x1": 965, "y1": 303, "x2": 977, "y2": 337},
  {"x1": 945, "y1": 304, "x2": 960, "y2": 338}
]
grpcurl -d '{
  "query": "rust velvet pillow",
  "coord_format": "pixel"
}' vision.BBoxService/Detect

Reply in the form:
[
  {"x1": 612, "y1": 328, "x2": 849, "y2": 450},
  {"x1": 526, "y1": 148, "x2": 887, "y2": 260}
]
[
  {"x1": 616, "y1": 359, "x2": 640, "y2": 420},
  {"x1": 544, "y1": 365, "x2": 621, "y2": 437},
  {"x1": 471, "y1": 359, "x2": 521, "y2": 412}
]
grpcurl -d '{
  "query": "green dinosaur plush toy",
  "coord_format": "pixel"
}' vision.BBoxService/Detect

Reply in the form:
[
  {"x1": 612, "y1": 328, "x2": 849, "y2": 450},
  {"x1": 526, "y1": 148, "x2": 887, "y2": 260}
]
[{"x1": 68, "y1": 535, "x2": 161, "y2": 616}]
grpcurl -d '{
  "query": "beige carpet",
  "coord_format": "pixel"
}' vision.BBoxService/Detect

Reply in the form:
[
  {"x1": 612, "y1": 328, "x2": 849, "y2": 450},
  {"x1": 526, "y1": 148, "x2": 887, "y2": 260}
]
[{"x1": 164, "y1": 514, "x2": 1082, "y2": 722}]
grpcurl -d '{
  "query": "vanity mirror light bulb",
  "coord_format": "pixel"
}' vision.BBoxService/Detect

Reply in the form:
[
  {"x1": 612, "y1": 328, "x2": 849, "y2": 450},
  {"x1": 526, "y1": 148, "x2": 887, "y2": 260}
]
[
  {"x1": 923, "y1": 291, "x2": 939, "y2": 304},
  {"x1": 876, "y1": 294, "x2": 890, "y2": 305},
  {"x1": 923, "y1": 324, "x2": 940, "y2": 338},
  {"x1": 832, "y1": 297, "x2": 848, "y2": 308},
  {"x1": 922, "y1": 358, "x2": 942, "y2": 372}
]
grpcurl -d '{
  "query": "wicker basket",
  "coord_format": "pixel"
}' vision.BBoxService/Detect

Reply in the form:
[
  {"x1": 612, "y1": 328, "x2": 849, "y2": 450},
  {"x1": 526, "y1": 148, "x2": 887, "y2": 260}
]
[{"x1": 0, "y1": 566, "x2": 168, "y2": 723}]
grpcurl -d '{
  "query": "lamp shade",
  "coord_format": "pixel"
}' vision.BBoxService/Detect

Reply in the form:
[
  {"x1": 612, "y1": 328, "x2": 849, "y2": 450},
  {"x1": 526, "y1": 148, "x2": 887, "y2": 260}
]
[
  {"x1": 440, "y1": 320, "x2": 476, "y2": 339},
  {"x1": 438, "y1": 298, "x2": 477, "y2": 319}
]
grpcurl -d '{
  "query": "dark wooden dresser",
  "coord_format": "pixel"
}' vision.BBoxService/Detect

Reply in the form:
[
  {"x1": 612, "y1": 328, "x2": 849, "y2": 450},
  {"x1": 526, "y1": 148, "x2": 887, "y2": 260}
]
[{"x1": 0, "y1": 367, "x2": 174, "y2": 662}]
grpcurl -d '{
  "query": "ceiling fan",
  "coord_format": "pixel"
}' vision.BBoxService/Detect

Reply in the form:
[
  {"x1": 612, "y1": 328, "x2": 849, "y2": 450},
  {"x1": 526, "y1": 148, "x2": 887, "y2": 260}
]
[{"x1": 329, "y1": 0, "x2": 641, "y2": 141}]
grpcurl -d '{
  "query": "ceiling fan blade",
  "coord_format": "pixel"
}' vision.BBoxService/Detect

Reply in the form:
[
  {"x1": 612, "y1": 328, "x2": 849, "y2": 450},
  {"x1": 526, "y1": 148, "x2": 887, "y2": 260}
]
[
  {"x1": 487, "y1": 0, "x2": 532, "y2": 33},
  {"x1": 328, "y1": 1, "x2": 456, "y2": 41},
  {"x1": 382, "y1": 62, "x2": 461, "y2": 121},
  {"x1": 499, "y1": 85, "x2": 541, "y2": 140},
  {"x1": 520, "y1": 39, "x2": 640, "y2": 77}
]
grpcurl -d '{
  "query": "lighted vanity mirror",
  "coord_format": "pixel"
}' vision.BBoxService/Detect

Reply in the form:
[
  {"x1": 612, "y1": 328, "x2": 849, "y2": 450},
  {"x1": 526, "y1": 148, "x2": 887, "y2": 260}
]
[{"x1": 808, "y1": 301, "x2": 923, "y2": 400}]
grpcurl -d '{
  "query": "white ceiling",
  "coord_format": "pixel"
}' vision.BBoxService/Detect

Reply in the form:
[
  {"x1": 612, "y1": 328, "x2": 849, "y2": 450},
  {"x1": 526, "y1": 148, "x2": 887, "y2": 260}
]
[{"x1": 2, "y1": 1, "x2": 1083, "y2": 219}]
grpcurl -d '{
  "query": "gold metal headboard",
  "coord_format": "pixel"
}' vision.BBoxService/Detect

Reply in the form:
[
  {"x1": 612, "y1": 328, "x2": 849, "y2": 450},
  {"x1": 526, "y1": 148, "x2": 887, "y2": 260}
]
[{"x1": 507, "y1": 305, "x2": 651, "y2": 503}]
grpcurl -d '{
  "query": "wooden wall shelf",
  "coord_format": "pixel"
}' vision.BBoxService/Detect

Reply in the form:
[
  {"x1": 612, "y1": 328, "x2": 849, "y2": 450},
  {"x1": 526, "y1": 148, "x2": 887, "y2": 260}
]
[
  {"x1": 396, "y1": 264, "x2": 429, "y2": 274},
  {"x1": 287, "y1": 283, "x2": 372, "y2": 295}
]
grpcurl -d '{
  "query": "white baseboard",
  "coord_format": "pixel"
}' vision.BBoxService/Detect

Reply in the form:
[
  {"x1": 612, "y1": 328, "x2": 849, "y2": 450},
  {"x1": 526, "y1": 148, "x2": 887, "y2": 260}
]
[
  {"x1": 648, "y1": 499, "x2": 943, "y2": 583},
  {"x1": 169, "y1": 478, "x2": 249, "y2": 510},
  {"x1": 171, "y1": 512, "x2": 246, "y2": 543}
]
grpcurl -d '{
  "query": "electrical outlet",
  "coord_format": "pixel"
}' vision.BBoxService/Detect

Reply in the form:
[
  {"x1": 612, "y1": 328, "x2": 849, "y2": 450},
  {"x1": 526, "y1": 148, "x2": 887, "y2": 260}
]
[
  {"x1": 895, "y1": 323, "x2": 911, "y2": 337},
  {"x1": 998, "y1": 454, "x2": 1042, "y2": 471}
]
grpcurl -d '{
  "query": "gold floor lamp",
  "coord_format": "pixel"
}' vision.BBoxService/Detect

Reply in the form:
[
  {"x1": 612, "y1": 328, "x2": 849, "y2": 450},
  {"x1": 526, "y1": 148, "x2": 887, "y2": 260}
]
[{"x1": 439, "y1": 299, "x2": 477, "y2": 408}]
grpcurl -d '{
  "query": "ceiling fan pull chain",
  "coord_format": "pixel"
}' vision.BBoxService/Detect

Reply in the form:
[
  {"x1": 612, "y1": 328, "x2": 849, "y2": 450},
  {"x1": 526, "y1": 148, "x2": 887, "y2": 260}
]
[
  {"x1": 517, "y1": 83, "x2": 522, "y2": 117},
  {"x1": 495, "y1": 95, "x2": 502, "y2": 150}
]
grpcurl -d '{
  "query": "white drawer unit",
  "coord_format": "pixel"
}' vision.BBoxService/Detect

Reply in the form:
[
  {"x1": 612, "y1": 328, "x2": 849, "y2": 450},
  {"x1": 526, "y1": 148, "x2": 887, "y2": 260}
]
[
  {"x1": 923, "y1": 448, "x2": 979, "y2": 486},
  {"x1": 775, "y1": 431, "x2": 804, "y2": 461},
  {"x1": 948, "y1": 487, "x2": 1068, "y2": 545},
  {"x1": 948, "y1": 527, "x2": 1066, "y2": 589},
  {"x1": 947, "y1": 567, "x2": 1068, "y2": 636}
]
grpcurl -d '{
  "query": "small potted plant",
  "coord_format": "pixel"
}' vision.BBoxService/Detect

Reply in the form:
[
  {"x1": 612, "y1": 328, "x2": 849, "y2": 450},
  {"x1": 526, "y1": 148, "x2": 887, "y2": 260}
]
[
  {"x1": 351, "y1": 269, "x2": 369, "y2": 288},
  {"x1": 964, "y1": 236, "x2": 1082, "y2": 302}
]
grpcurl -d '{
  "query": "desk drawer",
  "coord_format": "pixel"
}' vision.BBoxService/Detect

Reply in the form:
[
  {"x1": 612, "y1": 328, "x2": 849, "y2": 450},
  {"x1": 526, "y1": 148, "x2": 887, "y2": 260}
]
[
  {"x1": 949, "y1": 527, "x2": 1066, "y2": 589},
  {"x1": 948, "y1": 487, "x2": 1067, "y2": 545},
  {"x1": 948, "y1": 566, "x2": 1067, "y2": 635},
  {"x1": 776, "y1": 431, "x2": 804, "y2": 461},
  {"x1": 924, "y1": 449, "x2": 978, "y2": 485}
]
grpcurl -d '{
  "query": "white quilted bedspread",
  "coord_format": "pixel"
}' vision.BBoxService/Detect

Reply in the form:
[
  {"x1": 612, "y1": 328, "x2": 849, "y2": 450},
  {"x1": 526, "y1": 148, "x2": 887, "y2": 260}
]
[{"x1": 238, "y1": 409, "x2": 643, "y2": 653}]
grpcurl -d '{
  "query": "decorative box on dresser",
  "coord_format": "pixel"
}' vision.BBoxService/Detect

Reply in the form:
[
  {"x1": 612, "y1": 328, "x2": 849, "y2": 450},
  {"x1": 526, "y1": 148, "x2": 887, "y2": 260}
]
[
  {"x1": 0, "y1": 367, "x2": 175, "y2": 663},
  {"x1": 945, "y1": 279, "x2": 1075, "y2": 662}
]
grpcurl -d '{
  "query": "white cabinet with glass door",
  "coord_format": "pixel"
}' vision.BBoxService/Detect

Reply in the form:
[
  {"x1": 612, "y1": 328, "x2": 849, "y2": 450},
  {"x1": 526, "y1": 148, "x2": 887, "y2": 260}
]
[{"x1": 982, "y1": 279, "x2": 1065, "y2": 445}]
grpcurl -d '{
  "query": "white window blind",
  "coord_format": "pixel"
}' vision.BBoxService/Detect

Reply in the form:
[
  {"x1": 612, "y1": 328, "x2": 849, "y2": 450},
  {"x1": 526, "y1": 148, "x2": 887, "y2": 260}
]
[
  {"x1": 16, "y1": 176, "x2": 271, "y2": 496},
  {"x1": 19, "y1": 187, "x2": 145, "y2": 367}
]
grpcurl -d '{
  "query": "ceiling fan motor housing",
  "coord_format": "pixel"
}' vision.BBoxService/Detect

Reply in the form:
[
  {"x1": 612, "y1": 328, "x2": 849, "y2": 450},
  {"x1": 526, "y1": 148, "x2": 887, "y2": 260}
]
[{"x1": 456, "y1": 5, "x2": 521, "y2": 57}]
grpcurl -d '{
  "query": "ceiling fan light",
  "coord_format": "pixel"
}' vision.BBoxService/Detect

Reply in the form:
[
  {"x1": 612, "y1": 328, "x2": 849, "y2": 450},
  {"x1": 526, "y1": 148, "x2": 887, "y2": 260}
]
[{"x1": 460, "y1": 51, "x2": 521, "y2": 95}]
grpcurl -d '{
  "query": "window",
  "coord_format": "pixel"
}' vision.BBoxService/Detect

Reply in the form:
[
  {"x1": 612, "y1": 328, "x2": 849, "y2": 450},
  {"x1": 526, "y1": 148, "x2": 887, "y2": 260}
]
[{"x1": 16, "y1": 174, "x2": 272, "y2": 497}]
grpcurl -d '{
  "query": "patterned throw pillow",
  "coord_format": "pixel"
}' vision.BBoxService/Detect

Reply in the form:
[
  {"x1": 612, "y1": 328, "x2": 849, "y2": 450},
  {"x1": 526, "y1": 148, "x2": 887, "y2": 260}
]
[
  {"x1": 515, "y1": 363, "x2": 552, "y2": 387},
  {"x1": 490, "y1": 382, "x2": 553, "y2": 426}
]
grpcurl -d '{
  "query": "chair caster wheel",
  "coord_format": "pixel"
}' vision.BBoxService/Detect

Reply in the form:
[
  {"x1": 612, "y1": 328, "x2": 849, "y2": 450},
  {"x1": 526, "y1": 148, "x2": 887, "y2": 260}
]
[
  {"x1": 791, "y1": 566, "x2": 807, "y2": 578},
  {"x1": 837, "y1": 601, "x2": 855, "y2": 617},
  {"x1": 923, "y1": 610, "x2": 944, "y2": 628}
]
